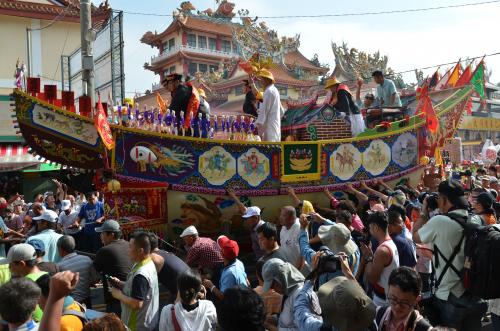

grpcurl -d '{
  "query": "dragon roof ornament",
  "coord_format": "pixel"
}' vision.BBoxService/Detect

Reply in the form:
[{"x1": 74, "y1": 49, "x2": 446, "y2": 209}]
[{"x1": 332, "y1": 42, "x2": 389, "y2": 81}]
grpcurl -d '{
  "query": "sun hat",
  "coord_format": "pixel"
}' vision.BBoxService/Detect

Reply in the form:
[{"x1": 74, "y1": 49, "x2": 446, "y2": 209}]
[
  {"x1": 258, "y1": 69, "x2": 275, "y2": 83},
  {"x1": 32, "y1": 210, "x2": 58, "y2": 223},
  {"x1": 317, "y1": 223, "x2": 358, "y2": 256},
  {"x1": 324, "y1": 77, "x2": 341, "y2": 90},
  {"x1": 318, "y1": 276, "x2": 376, "y2": 331},
  {"x1": 61, "y1": 200, "x2": 71, "y2": 211}
]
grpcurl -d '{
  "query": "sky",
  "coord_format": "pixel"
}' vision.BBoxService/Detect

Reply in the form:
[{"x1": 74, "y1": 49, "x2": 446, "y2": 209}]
[{"x1": 109, "y1": 0, "x2": 500, "y2": 97}]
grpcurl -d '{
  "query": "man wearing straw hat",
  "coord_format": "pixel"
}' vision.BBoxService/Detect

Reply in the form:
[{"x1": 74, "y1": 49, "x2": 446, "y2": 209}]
[
  {"x1": 254, "y1": 69, "x2": 283, "y2": 142},
  {"x1": 325, "y1": 77, "x2": 366, "y2": 136}
]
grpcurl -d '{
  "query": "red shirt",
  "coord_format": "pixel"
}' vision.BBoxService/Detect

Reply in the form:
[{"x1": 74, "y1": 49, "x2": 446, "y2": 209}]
[{"x1": 186, "y1": 237, "x2": 223, "y2": 270}]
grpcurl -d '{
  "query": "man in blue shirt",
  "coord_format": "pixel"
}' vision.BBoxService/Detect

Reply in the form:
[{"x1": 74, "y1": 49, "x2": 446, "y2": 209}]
[
  {"x1": 202, "y1": 235, "x2": 248, "y2": 301},
  {"x1": 76, "y1": 192, "x2": 104, "y2": 254},
  {"x1": 372, "y1": 70, "x2": 402, "y2": 107},
  {"x1": 387, "y1": 205, "x2": 417, "y2": 268}
]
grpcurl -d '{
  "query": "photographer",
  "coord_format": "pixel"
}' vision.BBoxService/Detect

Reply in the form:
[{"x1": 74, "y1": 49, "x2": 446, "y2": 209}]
[
  {"x1": 298, "y1": 214, "x2": 360, "y2": 287},
  {"x1": 294, "y1": 252, "x2": 376, "y2": 331}
]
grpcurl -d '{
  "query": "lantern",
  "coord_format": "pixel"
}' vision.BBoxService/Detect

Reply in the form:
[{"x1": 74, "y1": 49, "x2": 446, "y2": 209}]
[
  {"x1": 420, "y1": 155, "x2": 430, "y2": 166},
  {"x1": 107, "y1": 179, "x2": 121, "y2": 193}
]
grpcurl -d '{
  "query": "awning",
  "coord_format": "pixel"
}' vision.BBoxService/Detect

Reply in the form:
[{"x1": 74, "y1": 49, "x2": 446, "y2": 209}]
[{"x1": 0, "y1": 144, "x2": 39, "y2": 172}]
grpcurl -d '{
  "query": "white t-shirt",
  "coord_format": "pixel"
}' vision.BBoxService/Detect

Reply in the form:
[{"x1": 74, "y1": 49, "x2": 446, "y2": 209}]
[
  {"x1": 278, "y1": 286, "x2": 302, "y2": 331},
  {"x1": 280, "y1": 219, "x2": 302, "y2": 267},
  {"x1": 159, "y1": 300, "x2": 217, "y2": 331},
  {"x1": 58, "y1": 210, "x2": 81, "y2": 235},
  {"x1": 418, "y1": 210, "x2": 467, "y2": 300}
]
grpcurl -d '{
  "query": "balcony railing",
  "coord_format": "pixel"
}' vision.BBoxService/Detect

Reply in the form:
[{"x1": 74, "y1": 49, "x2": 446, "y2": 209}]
[
  {"x1": 151, "y1": 45, "x2": 239, "y2": 65},
  {"x1": 152, "y1": 82, "x2": 162, "y2": 91}
]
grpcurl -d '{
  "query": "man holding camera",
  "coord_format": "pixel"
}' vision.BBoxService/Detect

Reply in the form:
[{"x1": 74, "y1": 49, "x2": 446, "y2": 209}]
[{"x1": 299, "y1": 214, "x2": 360, "y2": 287}]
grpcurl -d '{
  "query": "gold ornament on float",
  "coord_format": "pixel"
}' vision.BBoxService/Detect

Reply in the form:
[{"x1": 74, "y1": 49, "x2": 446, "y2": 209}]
[{"x1": 107, "y1": 179, "x2": 121, "y2": 193}]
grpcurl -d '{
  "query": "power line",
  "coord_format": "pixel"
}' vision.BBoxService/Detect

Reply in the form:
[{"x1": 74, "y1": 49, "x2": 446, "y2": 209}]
[
  {"x1": 120, "y1": 0, "x2": 500, "y2": 19},
  {"x1": 27, "y1": 2, "x2": 74, "y2": 31}
]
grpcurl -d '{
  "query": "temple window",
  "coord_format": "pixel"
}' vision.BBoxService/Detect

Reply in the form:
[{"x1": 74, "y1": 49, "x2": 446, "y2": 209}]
[
  {"x1": 168, "y1": 38, "x2": 175, "y2": 50},
  {"x1": 234, "y1": 86, "x2": 244, "y2": 96},
  {"x1": 187, "y1": 34, "x2": 196, "y2": 48},
  {"x1": 169, "y1": 66, "x2": 176, "y2": 74},
  {"x1": 278, "y1": 86, "x2": 288, "y2": 97},
  {"x1": 209, "y1": 38, "x2": 217, "y2": 50},
  {"x1": 209, "y1": 64, "x2": 218, "y2": 72},
  {"x1": 199, "y1": 63, "x2": 208, "y2": 73},
  {"x1": 198, "y1": 36, "x2": 207, "y2": 49},
  {"x1": 221, "y1": 40, "x2": 231, "y2": 53},
  {"x1": 188, "y1": 62, "x2": 198, "y2": 75}
]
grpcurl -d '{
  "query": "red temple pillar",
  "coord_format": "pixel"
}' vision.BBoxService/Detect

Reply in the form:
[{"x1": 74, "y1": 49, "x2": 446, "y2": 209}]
[
  {"x1": 216, "y1": 36, "x2": 221, "y2": 51},
  {"x1": 181, "y1": 31, "x2": 187, "y2": 46}
]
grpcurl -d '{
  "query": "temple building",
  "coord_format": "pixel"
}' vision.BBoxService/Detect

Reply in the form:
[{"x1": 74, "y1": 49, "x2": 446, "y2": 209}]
[
  {"x1": 455, "y1": 82, "x2": 500, "y2": 160},
  {"x1": 136, "y1": 0, "x2": 328, "y2": 114}
]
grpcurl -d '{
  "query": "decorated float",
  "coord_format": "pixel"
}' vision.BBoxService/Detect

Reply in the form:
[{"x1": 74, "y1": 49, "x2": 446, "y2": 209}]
[
  {"x1": 11, "y1": 77, "x2": 475, "y2": 239},
  {"x1": 9, "y1": 0, "x2": 486, "y2": 239}
]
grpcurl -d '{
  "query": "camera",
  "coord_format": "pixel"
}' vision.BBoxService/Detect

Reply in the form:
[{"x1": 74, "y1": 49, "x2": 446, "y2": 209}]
[
  {"x1": 306, "y1": 215, "x2": 313, "y2": 222},
  {"x1": 316, "y1": 248, "x2": 341, "y2": 274}
]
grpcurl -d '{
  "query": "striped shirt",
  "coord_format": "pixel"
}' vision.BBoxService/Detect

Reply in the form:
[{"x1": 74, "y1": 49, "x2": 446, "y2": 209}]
[{"x1": 57, "y1": 252, "x2": 98, "y2": 302}]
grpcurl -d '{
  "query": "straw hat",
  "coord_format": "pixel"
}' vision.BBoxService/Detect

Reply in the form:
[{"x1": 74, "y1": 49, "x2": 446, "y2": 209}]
[
  {"x1": 258, "y1": 69, "x2": 275, "y2": 83},
  {"x1": 324, "y1": 77, "x2": 341, "y2": 90},
  {"x1": 198, "y1": 88, "x2": 206, "y2": 98}
]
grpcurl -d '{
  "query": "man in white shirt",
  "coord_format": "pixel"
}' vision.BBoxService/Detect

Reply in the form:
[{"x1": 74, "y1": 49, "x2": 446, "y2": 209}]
[
  {"x1": 279, "y1": 206, "x2": 303, "y2": 270},
  {"x1": 254, "y1": 69, "x2": 283, "y2": 142},
  {"x1": 57, "y1": 200, "x2": 82, "y2": 249},
  {"x1": 413, "y1": 180, "x2": 487, "y2": 330}
]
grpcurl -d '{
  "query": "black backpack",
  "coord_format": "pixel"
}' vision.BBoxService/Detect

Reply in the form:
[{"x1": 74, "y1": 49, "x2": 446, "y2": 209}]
[{"x1": 435, "y1": 212, "x2": 500, "y2": 299}]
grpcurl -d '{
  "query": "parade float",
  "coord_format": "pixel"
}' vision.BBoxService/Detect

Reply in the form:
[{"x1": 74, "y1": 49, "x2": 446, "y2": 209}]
[
  {"x1": 8, "y1": 1, "x2": 486, "y2": 240},
  {"x1": 10, "y1": 78, "x2": 476, "y2": 238}
]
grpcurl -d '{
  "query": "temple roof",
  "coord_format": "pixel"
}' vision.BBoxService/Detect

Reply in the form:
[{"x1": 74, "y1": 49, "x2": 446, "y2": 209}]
[
  {"x1": 284, "y1": 51, "x2": 328, "y2": 73},
  {"x1": 141, "y1": 16, "x2": 236, "y2": 46},
  {"x1": 213, "y1": 65, "x2": 318, "y2": 89},
  {"x1": 0, "y1": 0, "x2": 111, "y2": 29}
]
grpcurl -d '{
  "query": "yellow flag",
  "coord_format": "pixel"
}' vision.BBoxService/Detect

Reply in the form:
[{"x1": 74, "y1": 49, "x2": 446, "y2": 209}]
[
  {"x1": 446, "y1": 62, "x2": 461, "y2": 87},
  {"x1": 435, "y1": 148, "x2": 444, "y2": 166},
  {"x1": 156, "y1": 92, "x2": 167, "y2": 114}
]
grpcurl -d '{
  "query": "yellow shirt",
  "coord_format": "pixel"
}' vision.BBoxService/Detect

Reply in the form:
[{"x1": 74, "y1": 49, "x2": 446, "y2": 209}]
[{"x1": 61, "y1": 302, "x2": 84, "y2": 331}]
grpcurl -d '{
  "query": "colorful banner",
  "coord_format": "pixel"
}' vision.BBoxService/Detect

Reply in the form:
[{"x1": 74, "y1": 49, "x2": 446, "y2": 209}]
[
  {"x1": 281, "y1": 143, "x2": 321, "y2": 182},
  {"x1": 104, "y1": 188, "x2": 167, "y2": 220},
  {"x1": 95, "y1": 94, "x2": 115, "y2": 150}
]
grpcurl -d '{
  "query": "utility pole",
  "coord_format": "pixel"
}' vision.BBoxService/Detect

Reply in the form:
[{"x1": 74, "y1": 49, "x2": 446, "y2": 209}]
[{"x1": 80, "y1": 0, "x2": 95, "y2": 111}]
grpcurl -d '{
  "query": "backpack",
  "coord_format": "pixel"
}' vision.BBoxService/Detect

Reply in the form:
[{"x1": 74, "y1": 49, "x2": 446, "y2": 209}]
[
  {"x1": 62, "y1": 302, "x2": 107, "y2": 325},
  {"x1": 375, "y1": 306, "x2": 432, "y2": 331},
  {"x1": 436, "y1": 212, "x2": 500, "y2": 299}
]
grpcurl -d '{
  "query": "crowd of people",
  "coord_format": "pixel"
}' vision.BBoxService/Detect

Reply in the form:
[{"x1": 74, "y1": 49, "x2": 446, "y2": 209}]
[{"x1": 0, "y1": 162, "x2": 500, "y2": 331}]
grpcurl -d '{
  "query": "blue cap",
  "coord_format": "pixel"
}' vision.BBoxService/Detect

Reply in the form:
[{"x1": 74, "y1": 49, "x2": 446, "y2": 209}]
[{"x1": 27, "y1": 238, "x2": 45, "y2": 253}]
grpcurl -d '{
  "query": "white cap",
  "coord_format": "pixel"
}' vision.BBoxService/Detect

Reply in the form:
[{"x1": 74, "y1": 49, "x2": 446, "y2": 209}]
[
  {"x1": 32, "y1": 210, "x2": 58, "y2": 223},
  {"x1": 242, "y1": 206, "x2": 261, "y2": 218},
  {"x1": 61, "y1": 200, "x2": 71, "y2": 211},
  {"x1": 180, "y1": 225, "x2": 198, "y2": 238}
]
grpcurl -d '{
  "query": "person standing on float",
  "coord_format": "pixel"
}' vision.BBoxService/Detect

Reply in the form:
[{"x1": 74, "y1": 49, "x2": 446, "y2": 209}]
[{"x1": 254, "y1": 69, "x2": 283, "y2": 142}]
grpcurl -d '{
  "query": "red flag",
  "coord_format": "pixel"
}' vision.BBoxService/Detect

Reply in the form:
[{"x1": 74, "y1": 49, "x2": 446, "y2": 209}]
[
  {"x1": 95, "y1": 93, "x2": 115, "y2": 150},
  {"x1": 455, "y1": 64, "x2": 472, "y2": 87},
  {"x1": 428, "y1": 69, "x2": 440, "y2": 90},
  {"x1": 466, "y1": 97, "x2": 473, "y2": 116},
  {"x1": 424, "y1": 96, "x2": 438, "y2": 133},
  {"x1": 416, "y1": 84, "x2": 438, "y2": 134}
]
